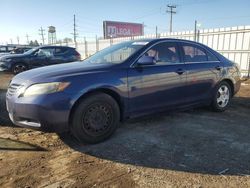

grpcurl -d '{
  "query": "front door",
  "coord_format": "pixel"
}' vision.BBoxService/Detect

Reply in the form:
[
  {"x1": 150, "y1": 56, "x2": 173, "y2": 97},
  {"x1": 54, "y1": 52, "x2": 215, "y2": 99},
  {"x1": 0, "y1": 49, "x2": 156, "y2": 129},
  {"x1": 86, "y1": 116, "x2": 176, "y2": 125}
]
[
  {"x1": 30, "y1": 48, "x2": 54, "y2": 68},
  {"x1": 128, "y1": 41, "x2": 187, "y2": 115}
]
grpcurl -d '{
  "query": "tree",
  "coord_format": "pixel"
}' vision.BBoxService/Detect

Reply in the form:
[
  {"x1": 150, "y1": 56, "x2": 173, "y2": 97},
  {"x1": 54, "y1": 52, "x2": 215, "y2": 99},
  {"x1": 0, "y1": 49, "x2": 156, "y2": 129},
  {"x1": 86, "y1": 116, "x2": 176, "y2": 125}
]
[
  {"x1": 63, "y1": 38, "x2": 73, "y2": 43},
  {"x1": 33, "y1": 40, "x2": 39, "y2": 46},
  {"x1": 29, "y1": 40, "x2": 34, "y2": 46}
]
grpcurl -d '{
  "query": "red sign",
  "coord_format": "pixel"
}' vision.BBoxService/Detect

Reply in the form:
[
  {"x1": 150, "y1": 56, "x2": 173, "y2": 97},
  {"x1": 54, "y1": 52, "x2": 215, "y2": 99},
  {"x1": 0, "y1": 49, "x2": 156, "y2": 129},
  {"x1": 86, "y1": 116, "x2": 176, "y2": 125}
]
[{"x1": 103, "y1": 21, "x2": 144, "y2": 39}]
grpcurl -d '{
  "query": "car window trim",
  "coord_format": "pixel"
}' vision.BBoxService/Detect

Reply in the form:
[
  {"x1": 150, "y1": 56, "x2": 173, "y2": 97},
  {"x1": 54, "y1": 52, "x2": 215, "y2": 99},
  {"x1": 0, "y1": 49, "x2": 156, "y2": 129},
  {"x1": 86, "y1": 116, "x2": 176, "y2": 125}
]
[
  {"x1": 130, "y1": 40, "x2": 182, "y2": 68},
  {"x1": 184, "y1": 61, "x2": 220, "y2": 64},
  {"x1": 134, "y1": 62, "x2": 185, "y2": 68}
]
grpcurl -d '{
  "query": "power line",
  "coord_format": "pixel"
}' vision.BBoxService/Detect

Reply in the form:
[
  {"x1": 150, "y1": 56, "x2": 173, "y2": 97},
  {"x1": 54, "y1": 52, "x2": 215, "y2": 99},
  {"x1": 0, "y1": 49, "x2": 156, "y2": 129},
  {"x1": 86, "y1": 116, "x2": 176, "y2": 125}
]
[
  {"x1": 39, "y1": 27, "x2": 45, "y2": 45},
  {"x1": 166, "y1": 5, "x2": 177, "y2": 32}
]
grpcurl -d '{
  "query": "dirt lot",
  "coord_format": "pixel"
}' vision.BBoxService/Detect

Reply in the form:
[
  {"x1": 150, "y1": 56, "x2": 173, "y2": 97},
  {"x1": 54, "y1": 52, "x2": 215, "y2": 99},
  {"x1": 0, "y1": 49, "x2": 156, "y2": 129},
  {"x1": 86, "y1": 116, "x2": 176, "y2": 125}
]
[{"x1": 0, "y1": 72, "x2": 250, "y2": 188}]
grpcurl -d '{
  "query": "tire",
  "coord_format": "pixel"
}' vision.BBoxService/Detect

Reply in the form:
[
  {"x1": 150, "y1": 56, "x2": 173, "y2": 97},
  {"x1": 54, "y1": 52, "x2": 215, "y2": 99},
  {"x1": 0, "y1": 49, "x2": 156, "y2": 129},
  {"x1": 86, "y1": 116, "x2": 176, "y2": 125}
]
[
  {"x1": 70, "y1": 93, "x2": 120, "y2": 144},
  {"x1": 12, "y1": 63, "x2": 28, "y2": 74},
  {"x1": 211, "y1": 81, "x2": 232, "y2": 112}
]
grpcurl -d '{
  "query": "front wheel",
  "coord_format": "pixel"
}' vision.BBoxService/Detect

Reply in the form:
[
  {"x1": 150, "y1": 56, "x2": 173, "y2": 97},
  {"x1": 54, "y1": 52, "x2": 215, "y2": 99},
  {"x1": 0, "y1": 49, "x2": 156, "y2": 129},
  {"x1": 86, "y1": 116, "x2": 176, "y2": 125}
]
[
  {"x1": 211, "y1": 81, "x2": 232, "y2": 112},
  {"x1": 70, "y1": 93, "x2": 120, "y2": 144},
  {"x1": 12, "y1": 63, "x2": 28, "y2": 74}
]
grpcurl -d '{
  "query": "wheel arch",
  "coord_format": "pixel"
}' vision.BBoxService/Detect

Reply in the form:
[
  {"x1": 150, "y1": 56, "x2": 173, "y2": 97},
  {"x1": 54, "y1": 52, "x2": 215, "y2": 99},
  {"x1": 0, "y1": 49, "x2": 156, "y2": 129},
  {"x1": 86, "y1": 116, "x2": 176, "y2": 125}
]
[
  {"x1": 11, "y1": 61, "x2": 29, "y2": 70},
  {"x1": 221, "y1": 78, "x2": 234, "y2": 95},
  {"x1": 68, "y1": 88, "x2": 124, "y2": 126}
]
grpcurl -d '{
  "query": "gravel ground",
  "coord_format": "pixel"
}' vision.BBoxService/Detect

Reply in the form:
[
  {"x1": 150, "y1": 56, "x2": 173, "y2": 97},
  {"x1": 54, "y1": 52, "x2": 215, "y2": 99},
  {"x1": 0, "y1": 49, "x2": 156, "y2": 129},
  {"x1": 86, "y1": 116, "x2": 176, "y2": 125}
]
[{"x1": 0, "y1": 73, "x2": 250, "y2": 188}]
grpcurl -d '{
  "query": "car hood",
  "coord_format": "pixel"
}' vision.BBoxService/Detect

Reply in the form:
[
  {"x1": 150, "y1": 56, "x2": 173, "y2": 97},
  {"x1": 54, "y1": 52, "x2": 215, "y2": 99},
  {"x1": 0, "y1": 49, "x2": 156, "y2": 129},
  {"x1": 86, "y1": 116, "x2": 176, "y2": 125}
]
[
  {"x1": 0, "y1": 53, "x2": 27, "y2": 60},
  {"x1": 0, "y1": 53, "x2": 10, "y2": 57},
  {"x1": 12, "y1": 61, "x2": 115, "y2": 84}
]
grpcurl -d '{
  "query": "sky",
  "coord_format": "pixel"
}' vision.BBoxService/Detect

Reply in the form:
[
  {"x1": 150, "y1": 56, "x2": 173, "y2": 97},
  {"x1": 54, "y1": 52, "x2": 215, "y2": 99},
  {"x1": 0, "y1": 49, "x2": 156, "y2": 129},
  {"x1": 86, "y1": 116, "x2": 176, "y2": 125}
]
[{"x1": 0, "y1": 0, "x2": 250, "y2": 44}]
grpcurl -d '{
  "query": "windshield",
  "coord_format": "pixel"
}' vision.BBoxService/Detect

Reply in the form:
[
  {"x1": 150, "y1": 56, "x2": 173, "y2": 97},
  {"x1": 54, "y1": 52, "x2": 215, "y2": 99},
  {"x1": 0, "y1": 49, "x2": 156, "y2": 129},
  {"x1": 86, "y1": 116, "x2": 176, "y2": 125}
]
[{"x1": 85, "y1": 41, "x2": 148, "y2": 64}]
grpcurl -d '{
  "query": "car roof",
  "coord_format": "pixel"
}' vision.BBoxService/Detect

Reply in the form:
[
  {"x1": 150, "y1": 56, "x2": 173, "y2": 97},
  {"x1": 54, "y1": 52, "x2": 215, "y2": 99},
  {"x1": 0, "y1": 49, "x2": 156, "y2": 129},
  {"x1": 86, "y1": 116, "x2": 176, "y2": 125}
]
[
  {"x1": 133, "y1": 38, "x2": 201, "y2": 44},
  {"x1": 133, "y1": 38, "x2": 213, "y2": 51},
  {"x1": 39, "y1": 45, "x2": 75, "y2": 49}
]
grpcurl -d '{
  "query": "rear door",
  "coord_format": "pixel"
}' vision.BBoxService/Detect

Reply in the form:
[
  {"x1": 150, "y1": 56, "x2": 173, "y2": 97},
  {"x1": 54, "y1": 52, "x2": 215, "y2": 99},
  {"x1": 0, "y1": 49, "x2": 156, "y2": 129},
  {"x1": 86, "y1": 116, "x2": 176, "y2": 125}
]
[
  {"x1": 179, "y1": 42, "x2": 222, "y2": 103},
  {"x1": 51, "y1": 47, "x2": 69, "y2": 64},
  {"x1": 128, "y1": 41, "x2": 187, "y2": 114}
]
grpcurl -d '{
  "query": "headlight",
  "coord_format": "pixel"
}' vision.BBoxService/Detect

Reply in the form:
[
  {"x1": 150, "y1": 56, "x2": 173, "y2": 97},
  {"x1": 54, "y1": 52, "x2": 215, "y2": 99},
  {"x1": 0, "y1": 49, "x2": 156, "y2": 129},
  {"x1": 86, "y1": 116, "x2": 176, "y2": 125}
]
[{"x1": 22, "y1": 82, "x2": 70, "y2": 97}]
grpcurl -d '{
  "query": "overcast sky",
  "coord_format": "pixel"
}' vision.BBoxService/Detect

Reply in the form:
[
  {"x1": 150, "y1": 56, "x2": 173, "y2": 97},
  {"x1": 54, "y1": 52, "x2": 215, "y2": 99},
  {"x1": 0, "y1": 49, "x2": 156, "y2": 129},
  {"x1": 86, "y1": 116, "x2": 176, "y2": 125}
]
[{"x1": 0, "y1": 0, "x2": 250, "y2": 44}]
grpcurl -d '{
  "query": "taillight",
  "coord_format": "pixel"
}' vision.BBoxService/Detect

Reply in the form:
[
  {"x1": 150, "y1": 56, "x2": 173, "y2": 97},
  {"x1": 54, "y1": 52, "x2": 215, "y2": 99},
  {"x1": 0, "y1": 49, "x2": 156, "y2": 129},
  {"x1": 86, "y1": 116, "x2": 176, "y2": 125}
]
[{"x1": 75, "y1": 51, "x2": 81, "y2": 60}]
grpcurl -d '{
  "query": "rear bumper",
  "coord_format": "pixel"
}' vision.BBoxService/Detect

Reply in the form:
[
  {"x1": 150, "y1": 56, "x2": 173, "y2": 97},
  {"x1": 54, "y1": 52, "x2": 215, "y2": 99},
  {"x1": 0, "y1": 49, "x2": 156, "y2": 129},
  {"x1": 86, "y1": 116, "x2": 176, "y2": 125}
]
[
  {"x1": 234, "y1": 79, "x2": 241, "y2": 95},
  {"x1": 6, "y1": 92, "x2": 73, "y2": 132}
]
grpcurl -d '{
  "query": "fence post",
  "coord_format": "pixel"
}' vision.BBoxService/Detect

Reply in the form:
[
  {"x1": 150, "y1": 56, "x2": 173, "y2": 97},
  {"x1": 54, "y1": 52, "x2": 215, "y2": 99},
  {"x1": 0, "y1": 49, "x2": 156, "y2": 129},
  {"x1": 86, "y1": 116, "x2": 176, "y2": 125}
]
[
  {"x1": 248, "y1": 57, "x2": 250, "y2": 79},
  {"x1": 84, "y1": 37, "x2": 88, "y2": 58},
  {"x1": 197, "y1": 30, "x2": 200, "y2": 42},
  {"x1": 110, "y1": 37, "x2": 113, "y2": 46},
  {"x1": 96, "y1": 35, "x2": 99, "y2": 53}
]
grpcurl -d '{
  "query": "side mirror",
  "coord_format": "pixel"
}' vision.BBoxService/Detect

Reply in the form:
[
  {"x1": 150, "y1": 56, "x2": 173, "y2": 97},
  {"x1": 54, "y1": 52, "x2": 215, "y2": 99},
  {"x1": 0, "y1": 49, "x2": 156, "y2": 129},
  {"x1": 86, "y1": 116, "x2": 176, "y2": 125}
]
[{"x1": 137, "y1": 56, "x2": 156, "y2": 66}]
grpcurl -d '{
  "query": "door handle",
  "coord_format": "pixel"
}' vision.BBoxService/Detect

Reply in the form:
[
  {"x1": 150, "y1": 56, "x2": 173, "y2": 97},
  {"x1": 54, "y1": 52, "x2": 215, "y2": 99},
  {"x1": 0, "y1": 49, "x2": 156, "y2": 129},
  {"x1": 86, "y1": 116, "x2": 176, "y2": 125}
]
[
  {"x1": 215, "y1": 66, "x2": 223, "y2": 71},
  {"x1": 176, "y1": 69, "x2": 185, "y2": 75}
]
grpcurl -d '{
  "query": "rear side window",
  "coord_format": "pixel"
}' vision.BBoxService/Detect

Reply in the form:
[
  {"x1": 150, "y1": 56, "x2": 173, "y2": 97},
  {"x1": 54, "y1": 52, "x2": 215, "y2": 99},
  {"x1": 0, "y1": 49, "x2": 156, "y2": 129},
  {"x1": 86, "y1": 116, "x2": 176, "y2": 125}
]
[
  {"x1": 182, "y1": 44, "x2": 207, "y2": 62},
  {"x1": 181, "y1": 43, "x2": 219, "y2": 62},
  {"x1": 145, "y1": 42, "x2": 180, "y2": 64},
  {"x1": 207, "y1": 51, "x2": 219, "y2": 61},
  {"x1": 55, "y1": 47, "x2": 68, "y2": 55},
  {"x1": 7, "y1": 46, "x2": 15, "y2": 52}
]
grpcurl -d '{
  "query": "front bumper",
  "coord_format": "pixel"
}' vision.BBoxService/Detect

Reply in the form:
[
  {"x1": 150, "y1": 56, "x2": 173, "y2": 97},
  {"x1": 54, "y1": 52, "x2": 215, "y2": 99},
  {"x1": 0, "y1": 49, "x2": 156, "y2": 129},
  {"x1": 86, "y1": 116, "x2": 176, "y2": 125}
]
[
  {"x1": 0, "y1": 62, "x2": 10, "y2": 72},
  {"x1": 6, "y1": 91, "x2": 73, "y2": 132}
]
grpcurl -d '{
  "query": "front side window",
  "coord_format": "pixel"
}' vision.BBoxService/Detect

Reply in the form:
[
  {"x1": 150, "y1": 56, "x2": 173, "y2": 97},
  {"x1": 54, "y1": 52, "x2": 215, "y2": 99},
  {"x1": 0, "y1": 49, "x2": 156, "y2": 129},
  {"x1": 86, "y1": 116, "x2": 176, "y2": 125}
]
[
  {"x1": 37, "y1": 48, "x2": 54, "y2": 57},
  {"x1": 145, "y1": 42, "x2": 180, "y2": 64}
]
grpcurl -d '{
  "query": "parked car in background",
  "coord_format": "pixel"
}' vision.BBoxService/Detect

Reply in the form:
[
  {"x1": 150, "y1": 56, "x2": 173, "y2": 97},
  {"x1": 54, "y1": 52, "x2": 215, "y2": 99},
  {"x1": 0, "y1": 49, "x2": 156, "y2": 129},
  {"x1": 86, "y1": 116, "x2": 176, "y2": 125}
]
[
  {"x1": 0, "y1": 46, "x2": 81, "y2": 74},
  {"x1": 10, "y1": 47, "x2": 32, "y2": 54},
  {"x1": 6, "y1": 39, "x2": 241, "y2": 144},
  {"x1": 0, "y1": 45, "x2": 16, "y2": 57}
]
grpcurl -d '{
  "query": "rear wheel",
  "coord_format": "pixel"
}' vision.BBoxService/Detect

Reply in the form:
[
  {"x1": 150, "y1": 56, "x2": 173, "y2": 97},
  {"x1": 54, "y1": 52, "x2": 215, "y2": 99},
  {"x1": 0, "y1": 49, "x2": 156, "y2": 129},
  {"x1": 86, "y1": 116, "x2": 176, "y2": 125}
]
[
  {"x1": 211, "y1": 81, "x2": 232, "y2": 112},
  {"x1": 12, "y1": 63, "x2": 28, "y2": 74},
  {"x1": 70, "y1": 93, "x2": 120, "y2": 144}
]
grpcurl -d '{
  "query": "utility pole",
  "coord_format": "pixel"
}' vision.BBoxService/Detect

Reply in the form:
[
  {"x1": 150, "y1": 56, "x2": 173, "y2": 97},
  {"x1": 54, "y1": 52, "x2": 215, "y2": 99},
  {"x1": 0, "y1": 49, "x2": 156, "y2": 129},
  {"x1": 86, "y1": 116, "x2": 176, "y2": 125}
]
[
  {"x1": 72, "y1": 14, "x2": 78, "y2": 48},
  {"x1": 17, "y1": 36, "x2": 20, "y2": 45},
  {"x1": 10, "y1": 38, "x2": 13, "y2": 44},
  {"x1": 26, "y1": 34, "x2": 30, "y2": 45},
  {"x1": 194, "y1": 20, "x2": 197, "y2": 42},
  {"x1": 39, "y1": 27, "x2": 45, "y2": 45},
  {"x1": 166, "y1": 5, "x2": 177, "y2": 33}
]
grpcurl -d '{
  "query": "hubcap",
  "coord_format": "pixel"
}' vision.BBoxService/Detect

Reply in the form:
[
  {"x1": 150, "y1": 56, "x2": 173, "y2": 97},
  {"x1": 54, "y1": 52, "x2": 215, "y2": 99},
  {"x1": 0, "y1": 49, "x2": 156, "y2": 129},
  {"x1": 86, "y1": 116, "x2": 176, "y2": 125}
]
[
  {"x1": 14, "y1": 64, "x2": 26, "y2": 74},
  {"x1": 216, "y1": 85, "x2": 230, "y2": 108},
  {"x1": 82, "y1": 103, "x2": 113, "y2": 136}
]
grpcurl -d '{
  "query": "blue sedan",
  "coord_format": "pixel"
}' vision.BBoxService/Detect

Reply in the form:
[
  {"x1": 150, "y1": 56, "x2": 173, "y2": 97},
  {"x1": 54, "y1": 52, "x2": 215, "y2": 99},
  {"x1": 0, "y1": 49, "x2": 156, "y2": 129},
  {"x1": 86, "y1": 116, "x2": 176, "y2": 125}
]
[{"x1": 6, "y1": 39, "x2": 241, "y2": 143}]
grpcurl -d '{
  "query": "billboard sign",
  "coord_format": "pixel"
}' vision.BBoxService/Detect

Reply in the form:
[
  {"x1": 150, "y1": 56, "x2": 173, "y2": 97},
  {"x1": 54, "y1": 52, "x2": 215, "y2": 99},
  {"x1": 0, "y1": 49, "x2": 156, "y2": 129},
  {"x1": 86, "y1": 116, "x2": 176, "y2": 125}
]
[{"x1": 103, "y1": 21, "x2": 144, "y2": 39}]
